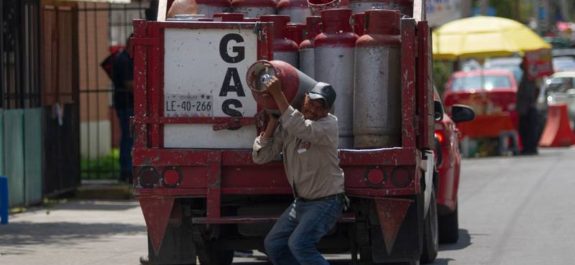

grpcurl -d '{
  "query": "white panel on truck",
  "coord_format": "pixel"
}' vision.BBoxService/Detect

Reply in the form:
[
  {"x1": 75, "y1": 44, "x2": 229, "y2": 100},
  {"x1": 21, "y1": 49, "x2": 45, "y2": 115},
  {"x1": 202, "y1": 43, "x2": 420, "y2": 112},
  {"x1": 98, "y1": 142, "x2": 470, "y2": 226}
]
[{"x1": 163, "y1": 28, "x2": 259, "y2": 148}]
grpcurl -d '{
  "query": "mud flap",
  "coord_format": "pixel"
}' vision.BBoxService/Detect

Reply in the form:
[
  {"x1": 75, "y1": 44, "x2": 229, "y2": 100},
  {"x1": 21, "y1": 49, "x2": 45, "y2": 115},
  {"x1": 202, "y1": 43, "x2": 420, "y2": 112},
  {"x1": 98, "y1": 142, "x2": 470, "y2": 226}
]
[
  {"x1": 374, "y1": 198, "x2": 412, "y2": 254},
  {"x1": 147, "y1": 221, "x2": 197, "y2": 264},
  {"x1": 370, "y1": 197, "x2": 422, "y2": 263},
  {"x1": 139, "y1": 196, "x2": 175, "y2": 254}
]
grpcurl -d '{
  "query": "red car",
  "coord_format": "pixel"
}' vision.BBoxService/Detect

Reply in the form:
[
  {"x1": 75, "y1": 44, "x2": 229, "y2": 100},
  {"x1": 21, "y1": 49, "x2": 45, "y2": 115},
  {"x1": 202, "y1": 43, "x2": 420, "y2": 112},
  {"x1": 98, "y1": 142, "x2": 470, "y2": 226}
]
[
  {"x1": 444, "y1": 69, "x2": 518, "y2": 116},
  {"x1": 434, "y1": 90, "x2": 475, "y2": 243},
  {"x1": 443, "y1": 69, "x2": 519, "y2": 143}
]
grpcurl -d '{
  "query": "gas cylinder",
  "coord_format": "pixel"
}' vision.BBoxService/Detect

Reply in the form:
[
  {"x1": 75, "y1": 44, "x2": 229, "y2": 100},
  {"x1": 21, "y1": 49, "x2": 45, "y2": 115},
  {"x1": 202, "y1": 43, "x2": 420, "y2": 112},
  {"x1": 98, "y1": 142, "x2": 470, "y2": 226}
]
[
  {"x1": 314, "y1": 8, "x2": 357, "y2": 148},
  {"x1": 246, "y1": 60, "x2": 318, "y2": 111},
  {"x1": 352, "y1": 12, "x2": 365, "y2": 36},
  {"x1": 307, "y1": 0, "x2": 349, "y2": 15},
  {"x1": 353, "y1": 9, "x2": 401, "y2": 148},
  {"x1": 349, "y1": 0, "x2": 413, "y2": 17},
  {"x1": 196, "y1": 0, "x2": 231, "y2": 17},
  {"x1": 286, "y1": 23, "x2": 305, "y2": 45},
  {"x1": 167, "y1": 0, "x2": 198, "y2": 18},
  {"x1": 260, "y1": 15, "x2": 300, "y2": 67},
  {"x1": 299, "y1": 16, "x2": 321, "y2": 78},
  {"x1": 213, "y1": 12, "x2": 245, "y2": 21},
  {"x1": 231, "y1": 0, "x2": 277, "y2": 19},
  {"x1": 277, "y1": 0, "x2": 311, "y2": 24}
]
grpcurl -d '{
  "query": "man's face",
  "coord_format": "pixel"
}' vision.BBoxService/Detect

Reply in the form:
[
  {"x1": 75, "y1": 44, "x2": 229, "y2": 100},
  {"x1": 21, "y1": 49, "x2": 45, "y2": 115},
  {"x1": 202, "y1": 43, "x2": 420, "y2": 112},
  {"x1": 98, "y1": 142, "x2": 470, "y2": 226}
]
[{"x1": 302, "y1": 95, "x2": 329, "y2": 120}]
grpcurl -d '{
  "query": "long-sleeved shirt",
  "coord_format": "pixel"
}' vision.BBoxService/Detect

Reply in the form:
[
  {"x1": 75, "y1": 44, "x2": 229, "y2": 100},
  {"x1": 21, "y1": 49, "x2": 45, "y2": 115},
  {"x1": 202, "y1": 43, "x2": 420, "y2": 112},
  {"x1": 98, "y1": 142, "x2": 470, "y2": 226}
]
[{"x1": 252, "y1": 106, "x2": 345, "y2": 200}]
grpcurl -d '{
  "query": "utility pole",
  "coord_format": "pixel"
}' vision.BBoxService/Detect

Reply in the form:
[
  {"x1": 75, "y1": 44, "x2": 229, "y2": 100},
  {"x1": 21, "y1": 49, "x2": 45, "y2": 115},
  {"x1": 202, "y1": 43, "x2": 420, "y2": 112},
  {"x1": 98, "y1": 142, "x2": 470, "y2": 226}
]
[
  {"x1": 461, "y1": 0, "x2": 472, "y2": 17},
  {"x1": 479, "y1": 0, "x2": 489, "y2": 15},
  {"x1": 559, "y1": 0, "x2": 571, "y2": 21}
]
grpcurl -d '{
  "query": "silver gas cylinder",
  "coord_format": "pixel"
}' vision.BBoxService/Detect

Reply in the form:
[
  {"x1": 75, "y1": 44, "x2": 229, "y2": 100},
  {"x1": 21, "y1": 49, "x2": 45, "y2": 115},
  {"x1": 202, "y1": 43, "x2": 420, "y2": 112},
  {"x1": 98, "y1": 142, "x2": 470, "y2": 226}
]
[
  {"x1": 353, "y1": 9, "x2": 402, "y2": 148},
  {"x1": 314, "y1": 8, "x2": 358, "y2": 148},
  {"x1": 277, "y1": 0, "x2": 311, "y2": 24},
  {"x1": 299, "y1": 16, "x2": 321, "y2": 79},
  {"x1": 231, "y1": 0, "x2": 277, "y2": 19},
  {"x1": 196, "y1": 0, "x2": 231, "y2": 18},
  {"x1": 349, "y1": 0, "x2": 413, "y2": 17},
  {"x1": 260, "y1": 15, "x2": 299, "y2": 68}
]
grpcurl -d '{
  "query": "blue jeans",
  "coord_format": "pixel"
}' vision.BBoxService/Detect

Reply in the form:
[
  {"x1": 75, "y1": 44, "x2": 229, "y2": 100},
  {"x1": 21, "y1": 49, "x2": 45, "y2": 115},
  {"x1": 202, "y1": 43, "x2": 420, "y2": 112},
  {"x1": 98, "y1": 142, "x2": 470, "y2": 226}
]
[
  {"x1": 115, "y1": 108, "x2": 133, "y2": 179},
  {"x1": 264, "y1": 195, "x2": 344, "y2": 265}
]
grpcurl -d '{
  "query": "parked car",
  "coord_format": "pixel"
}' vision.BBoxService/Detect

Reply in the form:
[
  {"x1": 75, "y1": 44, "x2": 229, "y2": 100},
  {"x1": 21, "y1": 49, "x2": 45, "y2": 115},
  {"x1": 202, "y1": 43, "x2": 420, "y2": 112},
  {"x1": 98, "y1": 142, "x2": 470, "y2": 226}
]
[
  {"x1": 433, "y1": 89, "x2": 475, "y2": 243},
  {"x1": 444, "y1": 69, "x2": 518, "y2": 117}
]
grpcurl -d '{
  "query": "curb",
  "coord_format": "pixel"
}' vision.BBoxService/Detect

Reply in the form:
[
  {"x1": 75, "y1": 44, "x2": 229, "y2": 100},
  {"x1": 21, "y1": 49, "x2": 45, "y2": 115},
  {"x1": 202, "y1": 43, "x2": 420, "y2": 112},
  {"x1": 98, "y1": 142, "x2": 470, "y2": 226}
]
[{"x1": 75, "y1": 180, "x2": 134, "y2": 200}]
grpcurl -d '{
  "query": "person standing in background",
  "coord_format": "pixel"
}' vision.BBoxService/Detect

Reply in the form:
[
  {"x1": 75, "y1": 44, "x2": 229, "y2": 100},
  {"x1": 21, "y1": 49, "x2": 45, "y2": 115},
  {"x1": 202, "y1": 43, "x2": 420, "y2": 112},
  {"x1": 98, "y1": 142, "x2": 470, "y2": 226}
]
[
  {"x1": 112, "y1": 35, "x2": 134, "y2": 182},
  {"x1": 516, "y1": 57, "x2": 540, "y2": 155}
]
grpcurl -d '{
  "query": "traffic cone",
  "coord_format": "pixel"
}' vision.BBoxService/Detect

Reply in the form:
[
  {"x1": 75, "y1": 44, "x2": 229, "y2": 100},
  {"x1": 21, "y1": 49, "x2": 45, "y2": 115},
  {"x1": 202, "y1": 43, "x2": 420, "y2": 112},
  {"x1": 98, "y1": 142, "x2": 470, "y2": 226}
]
[{"x1": 539, "y1": 103, "x2": 574, "y2": 147}]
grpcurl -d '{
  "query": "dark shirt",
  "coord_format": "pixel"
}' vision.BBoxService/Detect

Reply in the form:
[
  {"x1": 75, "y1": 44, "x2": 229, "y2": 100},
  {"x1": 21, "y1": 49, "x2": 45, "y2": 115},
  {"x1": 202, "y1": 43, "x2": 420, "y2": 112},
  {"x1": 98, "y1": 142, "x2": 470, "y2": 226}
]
[
  {"x1": 516, "y1": 75, "x2": 538, "y2": 115},
  {"x1": 112, "y1": 50, "x2": 134, "y2": 110}
]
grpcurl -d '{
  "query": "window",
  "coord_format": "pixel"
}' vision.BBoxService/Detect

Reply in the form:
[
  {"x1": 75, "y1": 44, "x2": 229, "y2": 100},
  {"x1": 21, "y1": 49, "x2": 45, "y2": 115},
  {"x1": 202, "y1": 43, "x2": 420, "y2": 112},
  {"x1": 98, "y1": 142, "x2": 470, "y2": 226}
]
[{"x1": 451, "y1": 75, "x2": 511, "y2": 92}]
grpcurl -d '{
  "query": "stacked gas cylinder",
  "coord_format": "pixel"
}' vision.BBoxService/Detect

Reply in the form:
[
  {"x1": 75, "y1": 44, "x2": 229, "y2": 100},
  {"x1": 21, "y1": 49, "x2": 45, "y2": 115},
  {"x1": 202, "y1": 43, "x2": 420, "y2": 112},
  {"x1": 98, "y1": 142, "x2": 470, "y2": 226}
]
[{"x1": 186, "y1": 0, "x2": 414, "y2": 149}]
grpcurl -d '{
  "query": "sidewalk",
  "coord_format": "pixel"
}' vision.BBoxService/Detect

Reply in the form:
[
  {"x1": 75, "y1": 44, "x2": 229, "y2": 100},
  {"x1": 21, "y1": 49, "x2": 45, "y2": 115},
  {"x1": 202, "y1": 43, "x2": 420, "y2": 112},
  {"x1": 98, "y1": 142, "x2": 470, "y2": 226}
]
[{"x1": 0, "y1": 198, "x2": 147, "y2": 265}]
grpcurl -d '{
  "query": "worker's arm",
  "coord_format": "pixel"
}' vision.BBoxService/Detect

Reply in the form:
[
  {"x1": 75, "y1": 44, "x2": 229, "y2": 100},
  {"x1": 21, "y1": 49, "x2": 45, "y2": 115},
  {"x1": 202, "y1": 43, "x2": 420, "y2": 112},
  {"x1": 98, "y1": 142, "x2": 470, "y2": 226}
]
[
  {"x1": 252, "y1": 115, "x2": 284, "y2": 164},
  {"x1": 266, "y1": 76, "x2": 290, "y2": 115}
]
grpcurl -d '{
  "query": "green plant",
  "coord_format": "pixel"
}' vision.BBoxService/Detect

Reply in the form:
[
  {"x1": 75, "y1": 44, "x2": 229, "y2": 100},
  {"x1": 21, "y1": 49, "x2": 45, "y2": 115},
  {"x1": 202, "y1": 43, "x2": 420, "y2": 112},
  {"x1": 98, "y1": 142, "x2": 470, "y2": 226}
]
[
  {"x1": 81, "y1": 149, "x2": 120, "y2": 180},
  {"x1": 432, "y1": 60, "x2": 453, "y2": 96}
]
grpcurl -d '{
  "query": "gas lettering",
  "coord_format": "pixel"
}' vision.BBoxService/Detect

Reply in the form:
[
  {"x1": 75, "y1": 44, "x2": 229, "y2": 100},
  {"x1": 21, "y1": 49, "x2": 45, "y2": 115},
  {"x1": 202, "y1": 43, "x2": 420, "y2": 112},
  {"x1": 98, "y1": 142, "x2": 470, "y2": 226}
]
[
  {"x1": 222, "y1": 99, "x2": 243, "y2": 117},
  {"x1": 219, "y1": 68, "x2": 245, "y2": 97},
  {"x1": 219, "y1": 33, "x2": 246, "y2": 117},
  {"x1": 219, "y1": 33, "x2": 245, "y2": 63}
]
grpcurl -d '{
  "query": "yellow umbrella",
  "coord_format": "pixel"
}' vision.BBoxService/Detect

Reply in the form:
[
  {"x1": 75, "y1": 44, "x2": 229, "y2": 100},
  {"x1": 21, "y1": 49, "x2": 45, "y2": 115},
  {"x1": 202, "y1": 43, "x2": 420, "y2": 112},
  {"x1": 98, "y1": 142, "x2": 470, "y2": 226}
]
[{"x1": 432, "y1": 16, "x2": 551, "y2": 60}]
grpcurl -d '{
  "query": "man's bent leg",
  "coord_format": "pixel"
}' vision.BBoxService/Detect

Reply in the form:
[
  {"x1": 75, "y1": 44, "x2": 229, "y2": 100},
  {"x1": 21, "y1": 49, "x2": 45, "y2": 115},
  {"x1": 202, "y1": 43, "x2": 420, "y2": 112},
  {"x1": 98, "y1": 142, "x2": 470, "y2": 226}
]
[
  {"x1": 288, "y1": 197, "x2": 343, "y2": 265},
  {"x1": 264, "y1": 201, "x2": 299, "y2": 265}
]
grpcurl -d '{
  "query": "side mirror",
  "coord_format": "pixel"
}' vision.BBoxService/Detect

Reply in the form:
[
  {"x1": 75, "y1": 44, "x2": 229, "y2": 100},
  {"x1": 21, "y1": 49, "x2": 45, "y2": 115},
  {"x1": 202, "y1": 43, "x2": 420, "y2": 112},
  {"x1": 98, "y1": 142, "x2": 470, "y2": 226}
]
[
  {"x1": 434, "y1": 100, "x2": 444, "y2": 121},
  {"x1": 451, "y1": 104, "x2": 475, "y2": 123}
]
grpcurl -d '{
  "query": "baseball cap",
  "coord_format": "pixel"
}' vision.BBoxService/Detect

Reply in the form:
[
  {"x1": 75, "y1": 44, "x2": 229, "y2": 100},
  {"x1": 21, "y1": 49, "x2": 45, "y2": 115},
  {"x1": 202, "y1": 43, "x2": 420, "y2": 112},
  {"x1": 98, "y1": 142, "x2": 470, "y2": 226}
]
[{"x1": 307, "y1": 82, "x2": 336, "y2": 108}]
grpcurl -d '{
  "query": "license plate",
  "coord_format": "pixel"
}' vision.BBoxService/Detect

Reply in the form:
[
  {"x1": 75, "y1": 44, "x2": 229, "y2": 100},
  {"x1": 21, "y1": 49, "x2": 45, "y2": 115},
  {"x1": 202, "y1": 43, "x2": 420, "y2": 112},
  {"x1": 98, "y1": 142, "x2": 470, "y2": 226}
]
[{"x1": 164, "y1": 94, "x2": 213, "y2": 117}]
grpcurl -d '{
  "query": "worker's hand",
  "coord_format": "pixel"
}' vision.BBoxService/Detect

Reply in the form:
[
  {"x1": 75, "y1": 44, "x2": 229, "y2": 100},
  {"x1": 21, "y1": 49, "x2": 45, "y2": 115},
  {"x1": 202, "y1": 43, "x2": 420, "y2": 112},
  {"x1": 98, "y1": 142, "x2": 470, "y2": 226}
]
[{"x1": 264, "y1": 76, "x2": 283, "y2": 98}]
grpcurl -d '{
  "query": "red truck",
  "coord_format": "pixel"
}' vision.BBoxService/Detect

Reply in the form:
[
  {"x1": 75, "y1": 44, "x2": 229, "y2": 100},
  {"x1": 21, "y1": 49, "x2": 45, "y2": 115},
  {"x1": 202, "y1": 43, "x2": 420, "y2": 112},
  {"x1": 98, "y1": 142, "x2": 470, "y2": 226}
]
[{"x1": 132, "y1": 2, "x2": 440, "y2": 265}]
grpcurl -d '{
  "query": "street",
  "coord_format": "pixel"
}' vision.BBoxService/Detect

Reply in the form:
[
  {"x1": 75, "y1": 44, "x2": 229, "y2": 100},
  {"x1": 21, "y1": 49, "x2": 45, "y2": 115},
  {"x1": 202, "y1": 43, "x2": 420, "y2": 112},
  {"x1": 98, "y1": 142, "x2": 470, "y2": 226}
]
[{"x1": 1, "y1": 147, "x2": 575, "y2": 265}]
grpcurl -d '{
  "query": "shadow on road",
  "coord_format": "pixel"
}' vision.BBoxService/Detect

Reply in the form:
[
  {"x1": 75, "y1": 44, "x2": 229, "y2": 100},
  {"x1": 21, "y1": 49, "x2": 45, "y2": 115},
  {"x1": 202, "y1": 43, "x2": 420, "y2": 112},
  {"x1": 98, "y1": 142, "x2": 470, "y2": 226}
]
[
  {"x1": 0, "y1": 222, "x2": 146, "y2": 246},
  {"x1": 55, "y1": 200, "x2": 140, "y2": 211},
  {"x1": 230, "y1": 229, "x2": 473, "y2": 265},
  {"x1": 439, "y1": 229, "x2": 472, "y2": 251}
]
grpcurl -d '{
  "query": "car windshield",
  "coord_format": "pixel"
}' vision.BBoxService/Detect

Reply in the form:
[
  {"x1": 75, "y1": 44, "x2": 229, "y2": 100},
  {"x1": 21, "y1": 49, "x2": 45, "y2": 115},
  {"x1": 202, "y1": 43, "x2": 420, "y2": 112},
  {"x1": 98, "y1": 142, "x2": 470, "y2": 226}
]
[
  {"x1": 451, "y1": 75, "x2": 511, "y2": 92},
  {"x1": 545, "y1": 76, "x2": 575, "y2": 93},
  {"x1": 484, "y1": 57, "x2": 523, "y2": 81}
]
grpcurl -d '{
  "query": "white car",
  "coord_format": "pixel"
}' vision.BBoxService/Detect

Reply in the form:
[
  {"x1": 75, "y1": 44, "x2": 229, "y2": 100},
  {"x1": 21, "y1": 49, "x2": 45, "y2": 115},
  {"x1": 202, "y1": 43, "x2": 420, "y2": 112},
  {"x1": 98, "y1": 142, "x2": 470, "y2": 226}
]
[{"x1": 540, "y1": 71, "x2": 575, "y2": 127}]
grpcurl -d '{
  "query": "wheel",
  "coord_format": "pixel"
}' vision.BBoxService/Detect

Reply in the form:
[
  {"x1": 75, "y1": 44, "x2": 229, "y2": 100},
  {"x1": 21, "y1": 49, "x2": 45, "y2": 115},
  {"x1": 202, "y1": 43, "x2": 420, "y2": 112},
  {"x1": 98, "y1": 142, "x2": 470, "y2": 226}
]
[
  {"x1": 192, "y1": 225, "x2": 234, "y2": 265},
  {"x1": 195, "y1": 241, "x2": 234, "y2": 265},
  {"x1": 439, "y1": 206, "x2": 459, "y2": 244},
  {"x1": 420, "y1": 191, "x2": 438, "y2": 264}
]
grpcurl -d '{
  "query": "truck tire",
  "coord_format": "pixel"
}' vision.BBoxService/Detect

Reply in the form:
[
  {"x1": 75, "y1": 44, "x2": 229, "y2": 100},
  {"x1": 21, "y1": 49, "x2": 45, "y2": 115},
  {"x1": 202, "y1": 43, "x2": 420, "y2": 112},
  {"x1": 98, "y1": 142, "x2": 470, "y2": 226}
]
[
  {"x1": 191, "y1": 225, "x2": 234, "y2": 265},
  {"x1": 420, "y1": 191, "x2": 438, "y2": 264},
  {"x1": 195, "y1": 242, "x2": 234, "y2": 265},
  {"x1": 439, "y1": 206, "x2": 459, "y2": 244}
]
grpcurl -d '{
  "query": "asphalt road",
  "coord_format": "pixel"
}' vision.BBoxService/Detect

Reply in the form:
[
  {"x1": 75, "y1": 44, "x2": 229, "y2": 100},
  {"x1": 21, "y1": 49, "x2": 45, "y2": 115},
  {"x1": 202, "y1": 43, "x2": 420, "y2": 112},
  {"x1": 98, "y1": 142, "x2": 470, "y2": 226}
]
[{"x1": 1, "y1": 147, "x2": 574, "y2": 265}]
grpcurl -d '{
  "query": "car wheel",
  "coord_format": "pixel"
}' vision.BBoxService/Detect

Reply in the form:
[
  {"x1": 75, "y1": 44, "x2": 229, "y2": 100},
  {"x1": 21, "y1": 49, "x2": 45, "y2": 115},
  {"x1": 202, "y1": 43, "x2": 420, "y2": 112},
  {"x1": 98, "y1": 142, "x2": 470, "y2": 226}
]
[{"x1": 439, "y1": 206, "x2": 459, "y2": 244}]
